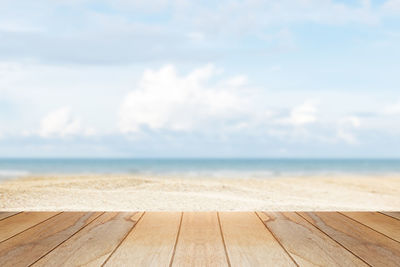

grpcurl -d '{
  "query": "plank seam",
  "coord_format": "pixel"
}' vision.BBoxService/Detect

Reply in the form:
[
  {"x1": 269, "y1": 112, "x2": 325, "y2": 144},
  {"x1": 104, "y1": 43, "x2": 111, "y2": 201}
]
[
  {"x1": 296, "y1": 212, "x2": 372, "y2": 267},
  {"x1": 0, "y1": 212, "x2": 62, "y2": 244},
  {"x1": 217, "y1": 212, "x2": 232, "y2": 267},
  {"x1": 255, "y1": 212, "x2": 299, "y2": 267},
  {"x1": 28, "y1": 212, "x2": 105, "y2": 267},
  {"x1": 378, "y1": 212, "x2": 400, "y2": 221},
  {"x1": 339, "y1": 212, "x2": 400, "y2": 244},
  {"x1": 100, "y1": 211, "x2": 146, "y2": 267},
  {"x1": 169, "y1": 212, "x2": 183, "y2": 267},
  {"x1": 0, "y1": 212, "x2": 22, "y2": 222}
]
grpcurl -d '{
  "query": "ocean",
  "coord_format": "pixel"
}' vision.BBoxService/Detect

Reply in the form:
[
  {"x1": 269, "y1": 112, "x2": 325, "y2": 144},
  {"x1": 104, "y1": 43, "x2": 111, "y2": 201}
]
[{"x1": 1, "y1": 158, "x2": 400, "y2": 180}]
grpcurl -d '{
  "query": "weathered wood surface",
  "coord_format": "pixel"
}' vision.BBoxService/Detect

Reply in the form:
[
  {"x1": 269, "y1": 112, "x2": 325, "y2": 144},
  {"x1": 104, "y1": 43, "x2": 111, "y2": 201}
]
[
  {"x1": 33, "y1": 212, "x2": 142, "y2": 267},
  {"x1": 0, "y1": 212, "x2": 20, "y2": 221},
  {"x1": 299, "y1": 212, "x2": 400, "y2": 267},
  {"x1": 257, "y1": 212, "x2": 367, "y2": 266},
  {"x1": 104, "y1": 212, "x2": 182, "y2": 267},
  {"x1": 342, "y1": 212, "x2": 400, "y2": 242},
  {"x1": 0, "y1": 212, "x2": 100, "y2": 267},
  {"x1": 0, "y1": 212, "x2": 59, "y2": 242},
  {"x1": 381, "y1": 211, "x2": 400, "y2": 220},
  {"x1": 0, "y1": 211, "x2": 399, "y2": 266},
  {"x1": 219, "y1": 212, "x2": 296, "y2": 266},
  {"x1": 172, "y1": 212, "x2": 228, "y2": 267}
]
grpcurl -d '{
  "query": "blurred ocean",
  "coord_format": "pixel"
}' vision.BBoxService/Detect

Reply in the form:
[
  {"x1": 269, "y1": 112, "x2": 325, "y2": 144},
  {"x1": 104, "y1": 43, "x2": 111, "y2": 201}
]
[{"x1": 1, "y1": 158, "x2": 400, "y2": 180}]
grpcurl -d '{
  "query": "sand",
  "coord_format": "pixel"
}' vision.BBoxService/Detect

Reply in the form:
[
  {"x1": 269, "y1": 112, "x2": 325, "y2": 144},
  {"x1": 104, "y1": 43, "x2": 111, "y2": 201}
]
[{"x1": 1, "y1": 174, "x2": 400, "y2": 211}]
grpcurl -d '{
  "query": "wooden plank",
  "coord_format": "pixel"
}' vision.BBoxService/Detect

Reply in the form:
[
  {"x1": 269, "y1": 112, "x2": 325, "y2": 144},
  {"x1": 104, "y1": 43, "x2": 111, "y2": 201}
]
[
  {"x1": 104, "y1": 212, "x2": 182, "y2": 267},
  {"x1": 0, "y1": 212, "x2": 59, "y2": 242},
  {"x1": 171, "y1": 212, "x2": 228, "y2": 267},
  {"x1": 0, "y1": 212, "x2": 20, "y2": 221},
  {"x1": 0, "y1": 212, "x2": 100, "y2": 267},
  {"x1": 33, "y1": 212, "x2": 143, "y2": 267},
  {"x1": 219, "y1": 212, "x2": 296, "y2": 267},
  {"x1": 343, "y1": 212, "x2": 400, "y2": 242},
  {"x1": 257, "y1": 212, "x2": 367, "y2": 266},
  {"x1": 299, "y1": 212, "x2": 400, "y2": 267},
  {"x1": 381, "y1": 212, "x2": 400, "y2": 221}
]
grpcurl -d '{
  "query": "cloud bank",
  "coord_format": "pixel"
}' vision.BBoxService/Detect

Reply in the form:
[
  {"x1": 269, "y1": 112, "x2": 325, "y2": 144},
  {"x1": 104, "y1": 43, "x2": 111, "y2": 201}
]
[
  {"x1": 118, "y1": 64, "x2": 249, "y2": 133},
  {"x1": 0, "y1": 0, "x2": 400, "y2": 157},
  {"x1": 38, "y1": 107, "x2": 95, "y2": 138}
]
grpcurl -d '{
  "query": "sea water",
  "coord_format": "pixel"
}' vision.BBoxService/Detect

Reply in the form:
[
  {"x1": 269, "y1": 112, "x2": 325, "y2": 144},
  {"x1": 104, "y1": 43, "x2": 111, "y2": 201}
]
[{"x1": 0, "y1": 158, "x2": 400, "y2": 180}]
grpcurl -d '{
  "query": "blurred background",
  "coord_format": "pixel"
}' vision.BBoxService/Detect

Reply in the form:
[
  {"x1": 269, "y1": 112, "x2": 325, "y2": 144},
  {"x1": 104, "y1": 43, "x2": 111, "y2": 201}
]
[{"x1": 0, "y1": 0, "x2": 399, "y2": 158}]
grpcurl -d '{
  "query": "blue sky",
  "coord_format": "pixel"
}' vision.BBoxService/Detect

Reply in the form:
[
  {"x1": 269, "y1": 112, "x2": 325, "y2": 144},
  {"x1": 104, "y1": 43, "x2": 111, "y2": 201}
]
[{"x1": 0, "y1": 0, "x2": 400, "y2": 157}]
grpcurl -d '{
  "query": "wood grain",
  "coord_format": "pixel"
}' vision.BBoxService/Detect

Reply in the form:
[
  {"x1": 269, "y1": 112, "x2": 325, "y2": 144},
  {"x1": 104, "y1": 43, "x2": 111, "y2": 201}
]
[
  {"x1": 33, "y1": 212, "x2": 142, "y2": 267},
  {"x1": 343, "y1": 212, "x2": 400, "y2": 242},
  {"x1": 172, "y1": 212, "x2": 228, "y2": 267},
  {"x1": 104, "y1": 212, "x2": 182, "y2": 267},
  {"x1": 0, "y1": 212, "x2": 59, "y2": 242},
  {"x1": 219, "y1": 212, "x2": 296, "y2": 267},
  {"x1": 1, "y1": 211, "x2": 399, "y2": 266},
  {"x1": 0, "y1": 212, "x2": 100, "y2": 267},
  {"x1": 381, "y1": 212, "x2": 400, "y2": 221},
  {"x1": 257, "y1": 212, "x2": 367, "y2": 266},
  {"x1": 299, "y1": 212, "x2": 400, "y2": 267},
  {"x1": 0, "y1": 212, "x2": 20, "y2": 221}
]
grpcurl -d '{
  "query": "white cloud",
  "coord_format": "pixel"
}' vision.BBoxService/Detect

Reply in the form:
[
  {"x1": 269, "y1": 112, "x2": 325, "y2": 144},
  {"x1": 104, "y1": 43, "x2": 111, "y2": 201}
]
[
  {"x1": 337, "y1": 129, "x2": 358, "y2": 144},
  {"x1": 382, "y1": 0, "x2": 400, "y2": 13},
  {"x1": 38, "y1": 107, "x2": 95, "y2": 138},
  {"x1": 340, "y1": 116, "x2": 361, "y2": 128},
  {"x1": 383, "y1": 101, "x2": 400, "y2": 115},
  {"x1": 119, "y1": 65, "x2": 327, "y2": 136},
  {"x1": 279, "y1": 101, "x2": 318, "y2": 126},
  {"x1": 118, "y1": 64, "x2": 246, "y2": 133},
  {"x1": 0, "y1": 0, "x2": 388, "y2": 65},
  {"x1": 187, "y1": 32, "x2": 205, "y2": 42},
  {"x1": 0, "y1": 20, "x2": 43, "y2": 33},
  {"x1": 185, "y1": 0, "x2": 380, "y2": 39},
  {"x1": 225, "y1": 75, "x2": 248, "y2": 87},
  {"x1": 109, "y1": 0, "x2": 172, "y2": 12},
  {"x1": 336, "y1": 116, "x2": 361, "y2": 144}
]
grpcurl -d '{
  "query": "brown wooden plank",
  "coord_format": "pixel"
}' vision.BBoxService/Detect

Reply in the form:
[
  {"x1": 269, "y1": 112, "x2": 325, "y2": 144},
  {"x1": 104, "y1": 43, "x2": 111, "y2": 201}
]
[
  {"x1": 381, "y1": 212, "x2": 400, "y2": 221},
  {"x1": 299, "y1": 212, "x2": 400, "y2": 267},
  {"x1": 104, "y1": 212, "x2": 182, "y2": 266},
  {"x1": 0, "y1": 212, "x2": 20, "y2": 221},
  {"x1": 171, "y1": 212, "x2": 228, "y2": 267},
  {"x1": 0, "y1": 212, "x2": 59, "y2": 242},
  {"x1": 257, "y1": 212, "x2": 367, "y2": 266},
  {"x1": 33, "y1": 212, "x2": 143, "y2": 267},
  {"x1": 343, "y1": 212, "x2": 400, "y2": 242},
  {"x1": 0, "y1": 212, "x2": 101, "y2": 267},
  {"x1": 219, "y1": 212, "x2": 296, "y2": 267}
]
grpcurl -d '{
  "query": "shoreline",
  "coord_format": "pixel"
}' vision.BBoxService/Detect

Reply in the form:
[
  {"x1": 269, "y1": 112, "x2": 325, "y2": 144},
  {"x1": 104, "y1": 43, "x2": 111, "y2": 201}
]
[{"x1": 1, "y1": 174, "x2": 400, "y2": 211}]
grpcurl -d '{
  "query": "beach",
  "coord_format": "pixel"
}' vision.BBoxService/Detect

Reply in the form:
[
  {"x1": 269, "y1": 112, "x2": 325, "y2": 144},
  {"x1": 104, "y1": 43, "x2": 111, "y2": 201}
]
[{"x1": 1, "y1": 174, "x2": 399, "y2": 211}]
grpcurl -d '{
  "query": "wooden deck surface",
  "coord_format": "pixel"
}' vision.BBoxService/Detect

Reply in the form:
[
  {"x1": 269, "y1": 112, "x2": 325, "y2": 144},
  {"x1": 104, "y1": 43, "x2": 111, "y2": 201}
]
[{"x1": 0, "y1": 212, "x2": 399, "y2": 266}]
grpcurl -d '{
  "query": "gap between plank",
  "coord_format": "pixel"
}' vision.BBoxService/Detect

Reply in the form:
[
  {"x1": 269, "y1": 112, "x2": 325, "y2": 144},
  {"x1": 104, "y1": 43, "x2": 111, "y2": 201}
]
[
  {"x1": 295, "y1": 212, "x2": 372, "y2": 267},
  {"x1": 0, "y1": 212, "x2": 62, "y2": 244},
  {"x1": 100, "y1": 211, "x2": 146, "y2": 267},
  {"x1": 0, "y1": 212, "x2": 22, "y2": 222},
  {"x1": 217, "y1": 212, "x2": 231, "y2": 267},
  {"x1": 378, "y1": 212, "x2": 400, "y2": 221},
  {"x1": 28, "y1": 212, "x2": 105, "y2": 267},
  {"x1": 254, "y1": 212, "x2": 299, "y2": 267},
  {"x1": 168, "y1": 212, "x2": 184, "y2": 267},
  {"x1": 338, "y1": 212, "x2": 400, "y2": 244}
]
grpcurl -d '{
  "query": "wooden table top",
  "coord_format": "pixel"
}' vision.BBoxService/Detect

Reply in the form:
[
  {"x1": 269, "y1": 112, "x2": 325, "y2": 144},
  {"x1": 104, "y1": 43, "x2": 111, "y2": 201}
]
[{"x1": 0, "y1": 211, "x2": 399, "y2": 266}]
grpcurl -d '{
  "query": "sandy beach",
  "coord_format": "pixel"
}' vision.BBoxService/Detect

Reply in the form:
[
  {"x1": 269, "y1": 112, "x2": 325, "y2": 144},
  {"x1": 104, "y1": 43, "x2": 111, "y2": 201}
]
[{"x1": 1, "y1": 174, "x2": 400, "y2": 211}]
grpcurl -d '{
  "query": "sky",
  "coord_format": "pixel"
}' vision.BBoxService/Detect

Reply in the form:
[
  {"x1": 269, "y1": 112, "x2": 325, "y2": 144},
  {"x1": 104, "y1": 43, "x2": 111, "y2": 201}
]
[{"x1": 0, "y1": 0, "x2": 400, "y2": 158}]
